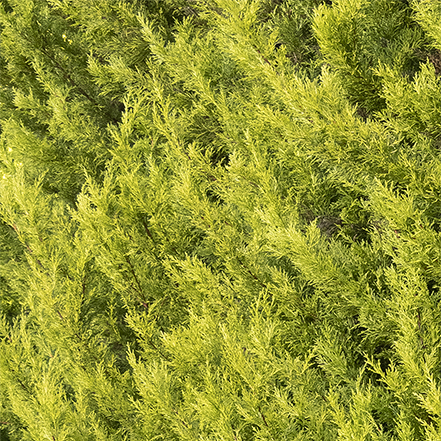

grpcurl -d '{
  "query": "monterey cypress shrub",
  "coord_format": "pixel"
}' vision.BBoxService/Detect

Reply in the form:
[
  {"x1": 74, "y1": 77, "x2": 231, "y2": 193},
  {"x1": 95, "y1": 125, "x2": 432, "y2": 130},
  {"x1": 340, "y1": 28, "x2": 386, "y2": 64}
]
[{"x1": 1, "y1": 0, "x2": 441, "y2": 439}]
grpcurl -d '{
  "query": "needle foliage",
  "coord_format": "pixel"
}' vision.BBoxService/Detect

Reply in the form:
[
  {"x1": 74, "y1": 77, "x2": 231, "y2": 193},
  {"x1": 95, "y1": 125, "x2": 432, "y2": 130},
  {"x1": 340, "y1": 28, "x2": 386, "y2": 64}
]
[{"x1": 1, "y1": 0, "x2": 441, "y2": 439}]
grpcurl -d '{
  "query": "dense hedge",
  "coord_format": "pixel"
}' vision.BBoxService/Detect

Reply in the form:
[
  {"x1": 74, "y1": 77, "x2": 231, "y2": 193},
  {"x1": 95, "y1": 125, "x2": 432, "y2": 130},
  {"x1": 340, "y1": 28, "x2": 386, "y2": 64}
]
[{"x1": 1, "y1": 0, "x2": 441, "y2": 439}]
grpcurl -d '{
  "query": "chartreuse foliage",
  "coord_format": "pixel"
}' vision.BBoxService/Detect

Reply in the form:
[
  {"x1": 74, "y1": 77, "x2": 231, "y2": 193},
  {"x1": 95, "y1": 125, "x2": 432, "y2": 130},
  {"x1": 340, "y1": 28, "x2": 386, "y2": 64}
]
[{"x1": 1, "y1": 0, "x2": 441, "y2": 439}]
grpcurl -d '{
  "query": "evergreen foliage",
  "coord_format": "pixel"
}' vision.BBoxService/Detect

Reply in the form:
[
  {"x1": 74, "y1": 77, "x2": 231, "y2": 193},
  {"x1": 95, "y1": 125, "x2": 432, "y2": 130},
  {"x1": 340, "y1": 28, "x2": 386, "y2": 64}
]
[{"x1": 1, "y1": 0, "x2": 441, "y2": 439}]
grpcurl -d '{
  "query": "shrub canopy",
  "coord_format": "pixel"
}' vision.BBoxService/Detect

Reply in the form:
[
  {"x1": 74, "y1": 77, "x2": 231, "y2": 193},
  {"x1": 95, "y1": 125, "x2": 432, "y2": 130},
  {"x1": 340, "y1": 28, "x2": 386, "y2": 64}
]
[{"x1": 1, "y1": 0, "x2": 441, "y2": 440}]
